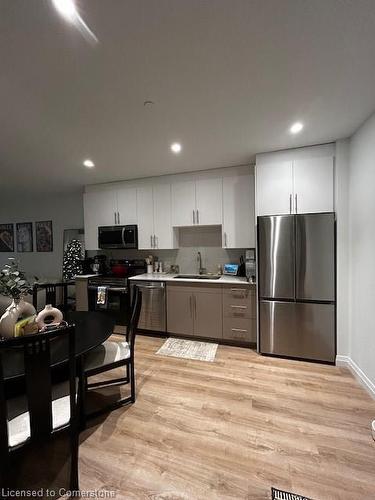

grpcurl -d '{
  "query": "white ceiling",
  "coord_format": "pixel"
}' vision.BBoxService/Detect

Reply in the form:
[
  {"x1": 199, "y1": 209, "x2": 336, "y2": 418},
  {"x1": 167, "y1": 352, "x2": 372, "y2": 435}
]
[{"x1": 1, "y1": 0, "x2": 375, "y2": 194}]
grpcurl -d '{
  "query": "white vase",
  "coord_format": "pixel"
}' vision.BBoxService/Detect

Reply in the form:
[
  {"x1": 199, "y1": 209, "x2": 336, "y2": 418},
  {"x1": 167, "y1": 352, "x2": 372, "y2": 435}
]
[
  {"x1": 36, "y1": 304, "x2": 63, "y2": 330},
  {"x1": 0, "y1": 298, "x2": 36, "y2": 338}
]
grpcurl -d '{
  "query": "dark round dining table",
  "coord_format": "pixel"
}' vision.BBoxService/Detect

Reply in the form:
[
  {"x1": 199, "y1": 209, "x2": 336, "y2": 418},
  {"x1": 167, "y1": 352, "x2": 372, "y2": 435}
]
[{"x1": 2, "y1": 312, "x2": 115, "y2": 394}]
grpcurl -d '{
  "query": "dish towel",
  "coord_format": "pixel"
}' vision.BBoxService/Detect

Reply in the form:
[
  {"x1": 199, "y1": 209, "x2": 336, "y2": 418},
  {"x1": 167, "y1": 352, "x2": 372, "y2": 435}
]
[{"x1": 97, "y1": 286, "x2": 107, "y2": 309}]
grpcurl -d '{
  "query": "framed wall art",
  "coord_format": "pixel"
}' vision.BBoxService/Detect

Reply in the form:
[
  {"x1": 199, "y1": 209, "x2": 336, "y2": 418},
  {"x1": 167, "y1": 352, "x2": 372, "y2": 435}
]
[
  {"x1": 36, "y1": 220, "x2": 53, "y2": 252},
  {"x1": 16, "y1": 223, "x2": 33, "y2": 252},
  {"x1": 0, "y1": 224, "x2": 15, "y2": 252}
]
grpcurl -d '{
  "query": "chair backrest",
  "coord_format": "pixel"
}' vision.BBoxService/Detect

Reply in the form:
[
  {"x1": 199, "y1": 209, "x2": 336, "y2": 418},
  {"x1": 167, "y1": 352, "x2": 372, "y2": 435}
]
[
  {"x1": 33, "y1": 283, "x2": 68, "y2": 313},
  {"x1": 0, "y1": 326, "x2": 76, "y2": 468},
  {"x1": 126, "y1": 286, "x2": 142, "y2": 351}
]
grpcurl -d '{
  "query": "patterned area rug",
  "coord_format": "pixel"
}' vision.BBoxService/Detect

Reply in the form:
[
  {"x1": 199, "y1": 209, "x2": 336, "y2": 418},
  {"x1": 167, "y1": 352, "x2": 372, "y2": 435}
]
[
  {"x1": 156, "y1": 338, "x2": 218, "y2": 362},
  {"x1": 271, "y1": 487, "x2": 312, "y2": 500}
]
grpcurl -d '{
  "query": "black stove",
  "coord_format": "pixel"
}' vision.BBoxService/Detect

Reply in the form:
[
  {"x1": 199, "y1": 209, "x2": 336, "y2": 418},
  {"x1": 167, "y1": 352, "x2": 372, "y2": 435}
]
[
  {"x1": 88, "y1": 276, "x2": 128, "y2": 289},
  {"x1": 86, "y1": 259, "x2": 146, "y2": 327}
]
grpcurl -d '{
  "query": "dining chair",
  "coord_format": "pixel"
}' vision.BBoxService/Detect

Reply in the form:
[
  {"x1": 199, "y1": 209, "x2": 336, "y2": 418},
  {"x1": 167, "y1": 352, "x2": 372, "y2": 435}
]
[
  {"x1": 0, "y1": 326, "x2": 79, "y2": 492},
  {"x1": 32, "y1": 282, "x2": 69, "y2": 313},
  {"x1": 80, "y1": 286, "x2": 142, "y2": 422}
]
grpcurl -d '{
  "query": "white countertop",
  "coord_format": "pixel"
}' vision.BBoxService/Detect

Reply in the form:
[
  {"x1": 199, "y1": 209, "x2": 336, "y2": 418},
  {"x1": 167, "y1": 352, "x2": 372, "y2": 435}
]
[{"x1": 128, "y1": 273, "x2": 255, "y2": 286}]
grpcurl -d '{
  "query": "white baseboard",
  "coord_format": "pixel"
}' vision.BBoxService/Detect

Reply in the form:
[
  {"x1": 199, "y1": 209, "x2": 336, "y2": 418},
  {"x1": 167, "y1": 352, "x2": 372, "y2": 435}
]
[{"x1": 336, "y1": 355, "x2": 375, "y2": 399}]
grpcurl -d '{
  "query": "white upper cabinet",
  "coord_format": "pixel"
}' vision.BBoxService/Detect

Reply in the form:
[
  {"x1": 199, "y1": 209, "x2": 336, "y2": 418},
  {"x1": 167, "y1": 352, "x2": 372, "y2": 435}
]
[
  {"x1": 137, "y1": 183, "x2": 173, "y2": 250},
  {"x1": 84, "y1": 166, "x2": 254, "y2": 250},
  {"x1": 293, "y1": 157, "x2": 334, "y2": 213},
  {"x1": 195, "y1": 177, "x2": 222, "y2": 225},
  {"x1": 256, "y1": 161, "x2": 293, "y2": 216},
  {"x1": 83, "y1": 189, "x2": 118, "y2": 250},
  {"x1": 84, "y1": 186, "x2": 138, "y2": 250},
  {"x1": 116, "y1": 186, "x2": 137, "y2": 225},
  {"x1": 256, "y1": 154, "x2": 334, "y2": 216},
  {"x1": 153, "y1": 184, "x2": 173, "y2": 249},
  {"x1": 223, "y1": 173, "x2": 255, "y2": 248},
  {"x1": 136, "y1": 185, "x2": 154, "y2": 250},
  {"x1": 171, "y1": 180, "x2": 196, "y2": 226},
  {"x1": 171, "y1": 176, "x2": 222, "y2": 227}
]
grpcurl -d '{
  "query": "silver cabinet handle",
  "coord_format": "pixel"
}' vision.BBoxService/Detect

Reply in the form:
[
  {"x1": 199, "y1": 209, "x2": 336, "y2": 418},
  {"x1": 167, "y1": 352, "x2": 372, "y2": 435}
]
[
  {"x1": 224, "y1": 232, "x2": 228, "y2": 247},
  {"x1": 231, "y1": 288, "x2": 247, "y2": 298},
  {"x1": 196, "y1": 209, "x2": 199, "y2": 224},
  {"x1": 153, "y1": 235, "x2": 157, "y2": 248},
  {"x1": 118, "y1": 212, "x2": 120, "y2": 224},
  {"x1": 137, "y1": 285, "x2": 163, "y2": 290},
  {"x1": 150, "y1": 235, "x2": 153, "y2": 248},
  {"x1": 193, "y1": 210, "x2": 195, "y2": 224},
  {"x1": 230, "y1": 305, "x2": 247, "y2": 309},
  {"x1": 289, "y1": 194, "x2": 292, "y2": 214},
  {"x1": 295, "y1": 194, "x2": 298, "y2": 213},
  {"x1": 114, "y1": 212, "x2": 117, "y2": 224},
  {"x1": 231, "y1": 328, "x2": 248, "y2": 333}
]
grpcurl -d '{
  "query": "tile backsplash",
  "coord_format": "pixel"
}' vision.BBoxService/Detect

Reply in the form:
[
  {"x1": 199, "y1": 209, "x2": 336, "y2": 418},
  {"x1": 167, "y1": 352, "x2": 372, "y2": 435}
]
[{"x1": 88, "y1": 226, "x2": 254, "y2": 274}]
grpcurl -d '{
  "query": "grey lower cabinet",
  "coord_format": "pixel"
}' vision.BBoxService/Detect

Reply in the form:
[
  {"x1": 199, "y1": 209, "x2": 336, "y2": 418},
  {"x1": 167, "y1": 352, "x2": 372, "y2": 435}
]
[
  {"x1": 167, "y1": 284, "x2": 222, "y2": 339},
  {"x1": 166, "y1": 282, "x2": 256, "y2": 343},
  {"x1": 222, "y1": 285, "x2": 256, "y2": 343},
  {"x1": 166, "y1": 285, "x2": 194, "y2": 336},
  {"x1": 194, "y1": 287, "x2": 222, "y2": 339}
]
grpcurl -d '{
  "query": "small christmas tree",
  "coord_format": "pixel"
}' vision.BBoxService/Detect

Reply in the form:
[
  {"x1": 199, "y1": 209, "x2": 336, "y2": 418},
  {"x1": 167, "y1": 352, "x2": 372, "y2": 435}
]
[{"x1": 63, "y1": 239, "x2": 83, "y2": 280}]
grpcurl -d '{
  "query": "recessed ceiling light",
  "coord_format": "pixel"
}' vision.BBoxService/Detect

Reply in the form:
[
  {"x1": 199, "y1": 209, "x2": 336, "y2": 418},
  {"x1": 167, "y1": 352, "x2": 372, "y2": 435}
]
[
  {"x1": 171, "y1": 143, "x2": 182, "y2": 154},
  {"x1": 52, "y1": 0, "x2": 78, "y2": 22},
  {"x1": 83, "y1": 159, "x2": 95, "y2": 168},
  {"x1": 51, "y1": 0, "x2": 98, "y2": 43},
  {"x1": 290, "y1": 122, "x2": 304, "y2": 134}
]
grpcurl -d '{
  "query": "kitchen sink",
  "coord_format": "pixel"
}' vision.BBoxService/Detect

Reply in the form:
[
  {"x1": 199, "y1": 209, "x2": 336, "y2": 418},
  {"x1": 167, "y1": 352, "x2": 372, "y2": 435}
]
[{"x1": 174, "y1": 274, "x2": 221, "y2": 280}]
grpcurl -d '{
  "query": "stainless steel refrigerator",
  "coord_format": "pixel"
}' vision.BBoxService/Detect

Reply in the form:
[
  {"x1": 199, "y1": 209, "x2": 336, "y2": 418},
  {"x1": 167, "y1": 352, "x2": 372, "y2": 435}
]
[{"x1": 257, "y1": 213, "x2": 336, "y2": 363}]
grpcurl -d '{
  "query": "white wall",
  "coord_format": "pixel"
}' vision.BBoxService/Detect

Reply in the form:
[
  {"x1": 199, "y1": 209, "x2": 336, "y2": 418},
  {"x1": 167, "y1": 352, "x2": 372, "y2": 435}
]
[
  {"x1": 0, "y1": 192, "x2": 84, "y2": 280},
  {"x1": 335, "y1": 139, "x2": 350, "y2": 356},
  {"x1": 348, "y1": 113, "x2": 375, "y2": 387}
]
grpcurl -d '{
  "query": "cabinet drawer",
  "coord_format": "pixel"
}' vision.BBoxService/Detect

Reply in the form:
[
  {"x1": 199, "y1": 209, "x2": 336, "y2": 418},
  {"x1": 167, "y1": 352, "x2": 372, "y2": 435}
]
[
  {"x1": 223, "y1": 300, "x2": 255, "y2": 319},
  {"x1": 223, "y1": 292, "x2": 256, "y2": 319},
  {"x1": 223, "y1": 317, "x2": 256, "y2": 342},
  {"x1": 223, "y1": 285, "x2": 255, "y2": 299}
]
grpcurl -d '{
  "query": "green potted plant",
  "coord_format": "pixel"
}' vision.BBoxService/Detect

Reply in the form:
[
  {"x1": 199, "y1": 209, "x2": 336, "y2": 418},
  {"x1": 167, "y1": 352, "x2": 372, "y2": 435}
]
[{"x1": 0, "y1": 258, "x2": 36, "y2": 338}]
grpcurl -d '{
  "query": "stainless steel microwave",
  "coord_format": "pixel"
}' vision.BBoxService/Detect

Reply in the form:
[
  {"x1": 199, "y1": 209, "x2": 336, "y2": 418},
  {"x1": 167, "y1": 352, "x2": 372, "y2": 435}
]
[{"x1": 98, "y1": 225, "x2": 138, "y2": 249}]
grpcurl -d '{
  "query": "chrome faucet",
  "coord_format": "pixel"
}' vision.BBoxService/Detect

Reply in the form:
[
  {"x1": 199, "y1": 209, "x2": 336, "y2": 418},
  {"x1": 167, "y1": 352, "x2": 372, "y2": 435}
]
[{"x1": 197, "y1": 251, "x2": 204, "y2": 275}]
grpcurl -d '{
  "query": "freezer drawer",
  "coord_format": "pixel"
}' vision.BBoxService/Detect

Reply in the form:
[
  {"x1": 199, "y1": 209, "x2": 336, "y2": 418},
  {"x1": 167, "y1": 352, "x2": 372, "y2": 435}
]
[
  {"x1": 259, "y1": 301, "x2": 335, "y2": 362},
  {"x1": 258, "y1": 215, "x2": 295, "y2": 300}
]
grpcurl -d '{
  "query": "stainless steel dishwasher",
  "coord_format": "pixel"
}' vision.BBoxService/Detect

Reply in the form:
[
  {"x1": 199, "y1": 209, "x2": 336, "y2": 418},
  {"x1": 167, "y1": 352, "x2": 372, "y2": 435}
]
[{"x1": 130, "y1": 281, "x2": 166, "y2": 333}]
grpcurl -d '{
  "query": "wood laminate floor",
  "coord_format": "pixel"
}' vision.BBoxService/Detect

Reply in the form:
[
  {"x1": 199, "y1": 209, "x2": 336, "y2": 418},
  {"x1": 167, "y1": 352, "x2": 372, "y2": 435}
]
[{"x1": 79, "y1": 336, "x2": 375, "y2": 500}]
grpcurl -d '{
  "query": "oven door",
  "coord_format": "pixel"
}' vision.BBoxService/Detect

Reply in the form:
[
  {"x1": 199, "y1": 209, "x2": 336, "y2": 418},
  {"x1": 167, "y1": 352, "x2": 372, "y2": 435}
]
[
  {"x1": 87, "y1": 286, "x2": 130, "y2": 326},
  {"x1": 98, "y1": 225, "x2": 138, "y2": 249}
]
